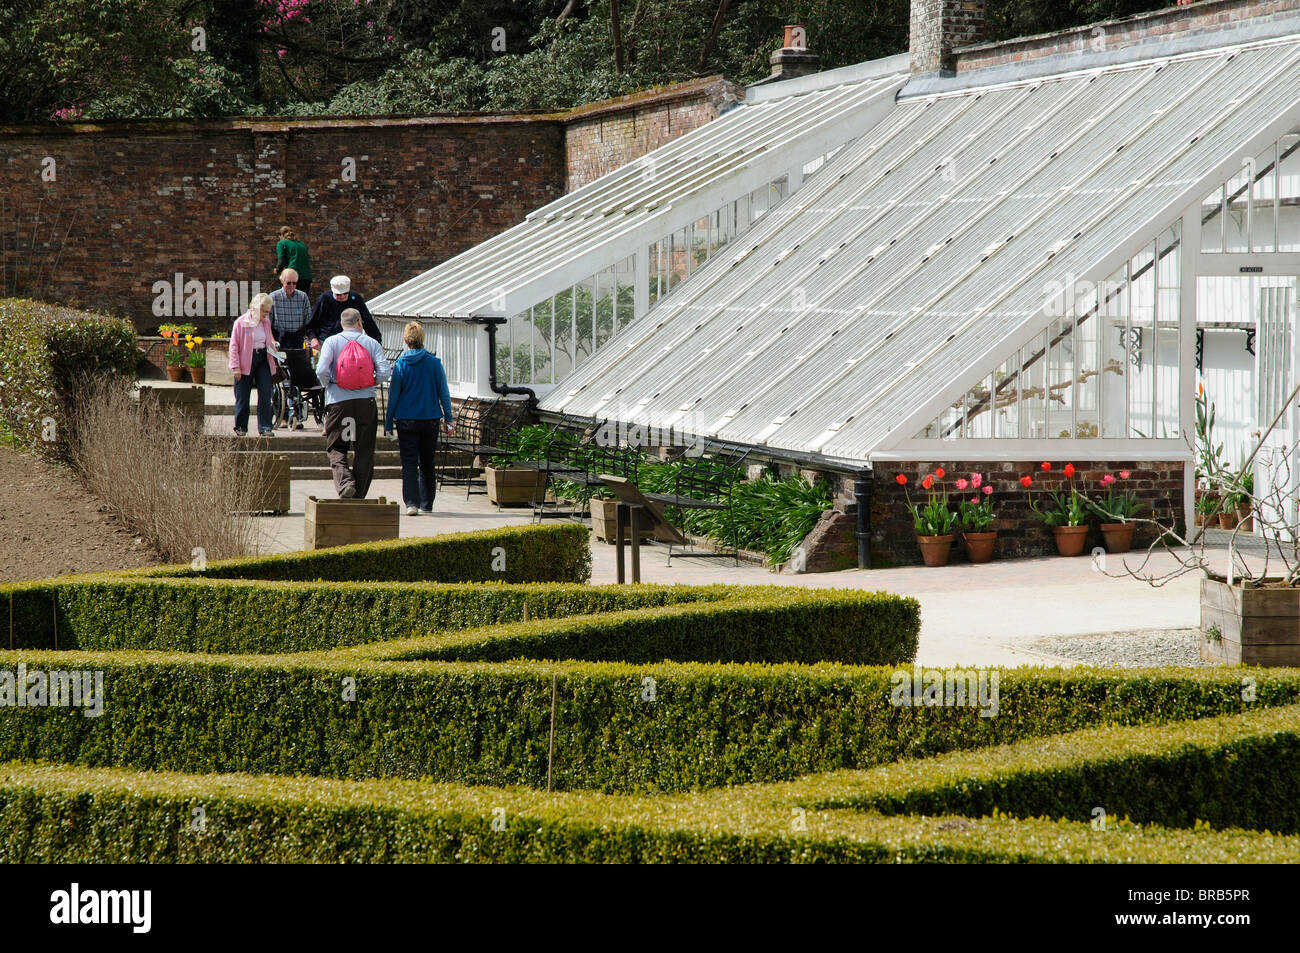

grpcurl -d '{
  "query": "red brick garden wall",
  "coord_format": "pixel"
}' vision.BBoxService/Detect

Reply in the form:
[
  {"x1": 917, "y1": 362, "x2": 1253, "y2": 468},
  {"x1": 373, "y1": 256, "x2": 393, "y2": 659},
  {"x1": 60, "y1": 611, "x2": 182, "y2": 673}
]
[
  {"x1": 564, "y1": 77, "x2": 743, "y2": 191},
  {"x1": 0, "y1": 116, "x2": 565, "y2": 329},
  {"x1": 955, "y1": 0, "x2": 1300, "y2": 72}
]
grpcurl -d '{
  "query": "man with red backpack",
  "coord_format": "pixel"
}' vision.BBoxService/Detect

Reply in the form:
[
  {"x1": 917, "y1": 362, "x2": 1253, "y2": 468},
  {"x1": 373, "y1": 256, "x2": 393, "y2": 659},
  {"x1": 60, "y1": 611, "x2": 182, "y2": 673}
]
[{"x1": 315, "y1": 308, "x2": 391, "y2": 499}]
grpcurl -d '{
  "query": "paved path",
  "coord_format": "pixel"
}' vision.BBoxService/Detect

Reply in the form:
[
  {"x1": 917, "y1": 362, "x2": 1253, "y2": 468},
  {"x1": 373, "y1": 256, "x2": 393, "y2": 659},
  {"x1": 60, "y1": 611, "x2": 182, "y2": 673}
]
[{"x1": 250, "y1": 476, "x2": 1218, "y2": 668}]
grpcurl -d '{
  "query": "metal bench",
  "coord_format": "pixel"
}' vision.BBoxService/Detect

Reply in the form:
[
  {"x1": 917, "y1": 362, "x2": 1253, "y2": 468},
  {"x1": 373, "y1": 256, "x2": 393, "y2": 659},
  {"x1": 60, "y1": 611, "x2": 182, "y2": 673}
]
[{"x1": 437, "y1": 397, "x2": 530, "y2": 498}]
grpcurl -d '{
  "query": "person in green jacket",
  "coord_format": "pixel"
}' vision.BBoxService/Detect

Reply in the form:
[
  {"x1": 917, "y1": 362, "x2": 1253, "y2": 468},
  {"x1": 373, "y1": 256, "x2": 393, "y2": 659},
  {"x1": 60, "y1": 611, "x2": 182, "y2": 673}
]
[{"x1": 276, "y1": 227, "x2": 313, "y2": 298}]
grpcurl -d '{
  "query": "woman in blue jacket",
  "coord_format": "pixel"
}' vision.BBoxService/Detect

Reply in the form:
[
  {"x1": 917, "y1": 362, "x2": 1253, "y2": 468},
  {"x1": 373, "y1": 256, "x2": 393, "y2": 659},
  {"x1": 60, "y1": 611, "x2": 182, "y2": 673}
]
[{"x1": 384, "y1": 322, "x2": 454, "y2": 515}]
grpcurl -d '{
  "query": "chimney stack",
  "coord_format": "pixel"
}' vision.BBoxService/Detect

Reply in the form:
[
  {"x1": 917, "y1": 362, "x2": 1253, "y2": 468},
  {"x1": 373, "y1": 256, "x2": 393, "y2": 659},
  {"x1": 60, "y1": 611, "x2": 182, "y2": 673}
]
[
  {"x1": 910, "y1": 0, "x2": 987, "y2": 74},
  {"x1": 769, "y1": 24, "x2": 820, "y2": 80}
]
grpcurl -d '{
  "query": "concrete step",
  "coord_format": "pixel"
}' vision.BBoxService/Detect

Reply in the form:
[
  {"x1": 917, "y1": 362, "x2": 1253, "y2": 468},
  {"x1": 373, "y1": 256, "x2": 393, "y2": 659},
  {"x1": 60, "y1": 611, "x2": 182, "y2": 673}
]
[
  {"x1": 292, "y1": 466, "x2": 406, "y2": 480},
  {"x1": 275, "y1": 449, "x2": 400, "y2": 466}
]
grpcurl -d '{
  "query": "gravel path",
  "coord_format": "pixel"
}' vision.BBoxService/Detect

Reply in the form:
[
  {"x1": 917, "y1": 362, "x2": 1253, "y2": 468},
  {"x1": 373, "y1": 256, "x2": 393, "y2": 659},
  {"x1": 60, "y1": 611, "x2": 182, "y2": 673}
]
[{"x1": 1021, "y1": 628, "x2": 1207, "y2": 668}]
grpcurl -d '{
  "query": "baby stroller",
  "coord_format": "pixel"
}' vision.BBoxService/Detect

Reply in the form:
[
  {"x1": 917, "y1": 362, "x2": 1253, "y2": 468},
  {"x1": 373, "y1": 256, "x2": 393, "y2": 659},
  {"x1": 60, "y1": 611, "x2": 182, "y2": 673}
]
[{"x1": 271, "y1": 347, "x2": 326, "y2": 430}]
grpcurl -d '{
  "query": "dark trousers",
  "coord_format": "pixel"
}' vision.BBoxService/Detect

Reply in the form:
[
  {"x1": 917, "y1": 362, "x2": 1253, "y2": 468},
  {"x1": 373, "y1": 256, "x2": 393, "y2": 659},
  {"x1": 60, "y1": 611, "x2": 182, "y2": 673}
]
[
  {"x1": 324, "y1": 397, "x2": 378, "y2": 498},
  {"x1": 395, "y1": 419, "x2": 439, "y2": 510},
  {"x1": 298, "y1": 278, "x2": 312, "y2": 298},
  {"x1": 233, "y1": 349, "x2": 273, "y2": 433}
]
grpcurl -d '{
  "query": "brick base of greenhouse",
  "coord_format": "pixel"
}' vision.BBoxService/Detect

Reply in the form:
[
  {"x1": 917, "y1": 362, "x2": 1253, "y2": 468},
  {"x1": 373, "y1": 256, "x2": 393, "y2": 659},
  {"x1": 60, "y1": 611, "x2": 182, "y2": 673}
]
[{"x1": 809, "y1": 460, "x2": 1187, "y2": 569}]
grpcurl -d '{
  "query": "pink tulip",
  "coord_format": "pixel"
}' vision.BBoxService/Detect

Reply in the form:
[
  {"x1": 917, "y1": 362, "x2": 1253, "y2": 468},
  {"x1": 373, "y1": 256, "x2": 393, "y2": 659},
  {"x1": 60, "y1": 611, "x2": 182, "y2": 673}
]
[
  {"x1": 971, "y1": 473, "x2": 982, "y2": 489},
  {"x1": 970, "y1": 497, "x2": 978, "y2": 505},
  {"x1": 1119, "y1": 470, "x2": 1131, "y2": 480},
  {"x1": 983, "y1": 485, "x2": 993, "y2": 495},
  {"x1": 955, "y1": 478, "x2": 969, "y2": 490},
  {"x1": 1101, "y1": 474, "x2": 1116, "y2": 487}
]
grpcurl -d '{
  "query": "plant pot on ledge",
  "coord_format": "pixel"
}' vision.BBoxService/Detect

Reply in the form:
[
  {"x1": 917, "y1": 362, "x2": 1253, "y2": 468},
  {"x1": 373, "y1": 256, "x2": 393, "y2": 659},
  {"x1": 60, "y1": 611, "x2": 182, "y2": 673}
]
[
  {"x1": 485, "y1": 465, "x2": 547, "y2": 507},
  {"x1": 1099, "y1": 522, "x2": 1135, "y2": 554},
  {"x1": 962, "y1": 531, "x2": 997, "y2": 563},
  {"x1": 165, "y1": 365, "x2": 186, "y2": 382},
  {"x1": 1051, "y1": 525, "x2": 1089, "y2": 557},
  {"x1": 188, "y1": 365, "x2": 206, "y2": 385},
  {"x1": 1235, "y1": 502, "x2": 1254, "y2": 533},
  {"x1": 917, "y1": 534, "x2": 954, "y2": 567}
]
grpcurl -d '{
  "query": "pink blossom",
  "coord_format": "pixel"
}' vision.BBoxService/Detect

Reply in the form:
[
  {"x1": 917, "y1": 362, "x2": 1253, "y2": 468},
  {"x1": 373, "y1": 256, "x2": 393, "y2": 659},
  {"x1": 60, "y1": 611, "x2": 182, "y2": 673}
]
[
  {"x1": 969, "y1": 497, "x2": 978, "y2": 505},
  {"x1": 955, "y1": 478, "x2": 969, "y2": 490},
  {"x1": 1119, "y1": 470, "x2": 1131, "y2": 480},
  {"x1": 1101, "y1": 474, "x2": 1116, "y2": 487},
  {"x1": 971, "y1": 473, "x2": 982, "y2": 489},
  {"x1": 982, "y1": 485, "x2": 993, "y2": 495}
]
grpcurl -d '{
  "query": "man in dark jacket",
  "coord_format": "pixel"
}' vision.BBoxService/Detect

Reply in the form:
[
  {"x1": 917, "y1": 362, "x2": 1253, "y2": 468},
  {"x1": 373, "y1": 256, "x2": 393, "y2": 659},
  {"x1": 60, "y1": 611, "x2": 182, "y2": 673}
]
[
  {"x1": 383, "y1": 321, "x2": 455, "y2": 515},
  {"x1": 306, "y1": 275, "x2": 381, "y2": 346}
]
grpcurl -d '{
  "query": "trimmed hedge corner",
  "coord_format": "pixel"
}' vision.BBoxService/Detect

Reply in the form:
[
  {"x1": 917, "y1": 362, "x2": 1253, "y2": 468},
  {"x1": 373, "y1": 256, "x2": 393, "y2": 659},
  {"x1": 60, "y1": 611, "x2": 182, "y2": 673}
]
[
  {"x1": 132, "y1": 522, "x2": 594, "y2": 584},
  {"x1": 0, "y1": 298, "x2": 137, "y2": 457}
]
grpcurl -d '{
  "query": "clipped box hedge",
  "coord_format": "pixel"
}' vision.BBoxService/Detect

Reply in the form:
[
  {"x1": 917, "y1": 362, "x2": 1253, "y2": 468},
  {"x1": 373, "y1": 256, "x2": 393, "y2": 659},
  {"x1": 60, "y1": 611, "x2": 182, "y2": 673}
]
[
  {"x1": 1, "y1": 760, "x2": 1297, "y2": 863},
  {"x1": 811, "y1": 704, "x2": 1300, "y2": 833},
  {"x1": 0, "y1": 650, "x2": 1294, "y2": 794},
  {"x1": 132, "y1": 523, "x2": 594, "y2": 584},
  {"x1": 0, "y1": 298, "x2": 137, "y2": 457}
]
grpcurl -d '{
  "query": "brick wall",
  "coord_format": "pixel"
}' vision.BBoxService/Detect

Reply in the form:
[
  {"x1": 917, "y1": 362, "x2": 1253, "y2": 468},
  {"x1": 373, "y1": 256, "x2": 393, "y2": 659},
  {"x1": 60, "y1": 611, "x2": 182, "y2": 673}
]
[
  {"x1": 864, "y1": 460, "x2": 1185, "y2": 566},
  {"x1": 786, "y1": 459, "x2": 1185, "y2": 569},
  {"x1": 955, "y1": 0, "x2": 1300, "y2": 72},
  {"x1": 910, "y1": 0, "x2": 988, "y2": 73},
  {"x1": 0, "y1": 117, "x2": 564, "y2": 329},
  {"x1": 1, "y1": 77, "x2": 740, "y2": 328},
  {"x1": 563, "y1": 77, "x2": 743, "y2": 191}
]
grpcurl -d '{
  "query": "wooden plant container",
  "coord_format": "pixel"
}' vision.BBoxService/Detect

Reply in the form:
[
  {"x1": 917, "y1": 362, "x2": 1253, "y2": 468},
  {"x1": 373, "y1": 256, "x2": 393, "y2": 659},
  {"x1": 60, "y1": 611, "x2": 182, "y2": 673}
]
[
  {"x1": 1200, "y1": 578, "x2": 1300, "y2": 667},
  {"x1": 485, "y1": 466, "x2": 546, "y2": 506},
  {"x1": 139, "y1": 384, "x2": 204, "y2": 428},
  {"x1": 212, "y1": 452, "x2": 290, "y2": 514},
  {"x1": 590, "y1": 496, "x2": 654, "y2": 544},
  {"x1": 304, "y1": 495, "x2": 399, "y2": 549}
]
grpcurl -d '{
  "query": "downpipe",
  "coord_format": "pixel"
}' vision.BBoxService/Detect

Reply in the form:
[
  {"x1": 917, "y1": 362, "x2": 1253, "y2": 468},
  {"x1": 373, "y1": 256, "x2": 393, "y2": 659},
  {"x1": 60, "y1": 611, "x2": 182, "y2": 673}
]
[
  {"x1": 854, "y1": 469, "x2": 874, "y2": 569},
  {"x1": 477, "y1": 316, "x2": 537, "y2": 407}
]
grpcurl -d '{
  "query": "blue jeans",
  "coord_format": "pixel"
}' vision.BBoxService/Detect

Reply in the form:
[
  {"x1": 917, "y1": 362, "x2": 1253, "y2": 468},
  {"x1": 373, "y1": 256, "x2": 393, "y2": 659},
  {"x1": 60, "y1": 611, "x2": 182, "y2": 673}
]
[
  {"x1": 234, "y1": 349, "x2": 273, "y2": 433},
  {"x1": 395, "y1": 419, "x2": 439, "y2": 509}
]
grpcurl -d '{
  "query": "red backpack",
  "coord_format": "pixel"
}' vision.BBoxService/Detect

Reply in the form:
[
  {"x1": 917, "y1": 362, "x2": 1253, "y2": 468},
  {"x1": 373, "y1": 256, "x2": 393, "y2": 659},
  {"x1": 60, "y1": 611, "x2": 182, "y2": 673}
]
[{"x1": 335, "y1": 335, "x2": 375, "y2": 390}]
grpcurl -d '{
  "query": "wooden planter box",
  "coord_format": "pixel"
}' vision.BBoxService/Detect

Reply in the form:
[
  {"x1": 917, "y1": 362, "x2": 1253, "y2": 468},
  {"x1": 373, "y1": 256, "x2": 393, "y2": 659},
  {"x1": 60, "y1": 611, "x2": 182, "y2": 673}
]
[
  {"x1": 590, "y1": 496, "x2": 655, "y2": 544},
  {"x1": 1200, "y1": 578, "x2": 1300, "y2": 666},
  {"x1": 304, "y1": 495, "x2": 399, "y2": 549},
  {"x1": 212, "y1": 452, "x2": 290, "y2": 514},
  {"x1": 138, "y1": 385, "x2": 204, "y2": 429},
  {"x1": 485, "y1": 466, "x2": 546, "y2": 506}
]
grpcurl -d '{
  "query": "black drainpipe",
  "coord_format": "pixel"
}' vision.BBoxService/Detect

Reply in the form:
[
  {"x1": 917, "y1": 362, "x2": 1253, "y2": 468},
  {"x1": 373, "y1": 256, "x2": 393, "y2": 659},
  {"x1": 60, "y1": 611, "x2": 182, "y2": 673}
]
[
  {"x1": 853, "y1": 469, "x2": 874, "y2": 569},
  {"x1": 476, "y1": 316, "x2": 538, "y2": 407}
]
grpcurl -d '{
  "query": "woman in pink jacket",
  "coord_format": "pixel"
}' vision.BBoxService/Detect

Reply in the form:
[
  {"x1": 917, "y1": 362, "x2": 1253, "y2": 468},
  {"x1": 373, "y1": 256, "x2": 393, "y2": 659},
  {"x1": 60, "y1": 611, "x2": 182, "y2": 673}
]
[{"x1": 228, "y1": 293, "x2": 280, "y2": 436}]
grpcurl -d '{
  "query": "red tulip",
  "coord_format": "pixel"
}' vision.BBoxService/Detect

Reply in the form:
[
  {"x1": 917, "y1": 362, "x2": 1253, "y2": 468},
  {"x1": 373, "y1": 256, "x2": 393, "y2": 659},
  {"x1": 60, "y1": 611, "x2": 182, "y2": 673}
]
[
  {"x1": 896, "y1": 473, "x2": 908, "y2": 485},
  {"x1": 955, "y1": 478, "x2": 969, "y2": 491},
  {"x1": 922, "y1": 475, "x2": 934, "y2": 490},
  {"x1": 935, "y1": 467, "x2": 946, "y2": 479},
  {"x1": 969, "y1": 496, "x2": 978, "y2": 505},
  {"x1": 983, "y1": 485, "x2": 993, "y2": 495},
  {"x1": 1020, "y1": 475, "x2": 1032, "y2": 487},
  {"x1": 1063, "y1": 463, "x2": 1076, "y2": 478}
]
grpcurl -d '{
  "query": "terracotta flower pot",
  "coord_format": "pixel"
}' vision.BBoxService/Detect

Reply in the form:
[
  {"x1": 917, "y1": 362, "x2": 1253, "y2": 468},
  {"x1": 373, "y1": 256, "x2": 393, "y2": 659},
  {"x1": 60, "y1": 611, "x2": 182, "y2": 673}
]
[
  {"x1": 962, "y1": 531, "x2": 997, "y2": 563},
  {"x1": 1217, "y1": 510, "x2": 1239, "y2": 530},
  {"x1": 1051, "y1": 525, "x2": 1089, "y2": 557},
  {"x1": 1235, "y1": 502, "x2": 1253, "y2": 533},
  {"x1": 917, "y1": 534, "x2": 954, "y2": 567},
  {"x1": 165, "y1": 365, "x2": 186, "y2": 382},
  {"x1": 188, "y1": 366, "x2": 206, "y2": 385},
  {"x1": 1099, "y1": 522, "x2": 1135, "y2": 554}
]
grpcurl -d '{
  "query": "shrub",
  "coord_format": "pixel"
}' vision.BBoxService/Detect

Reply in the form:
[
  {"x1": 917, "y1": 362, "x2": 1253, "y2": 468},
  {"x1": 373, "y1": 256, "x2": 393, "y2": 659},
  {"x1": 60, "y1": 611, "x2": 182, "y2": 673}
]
[
  {"x1": 0, "y1": 299, "x2": 136, "y2": 458},
  {"x1": 138, "y1": 523, "x2": 593, "y2": 584},
  {"x1": 65, "y1": 375, "x2": 263, "y2": 563},
  {"x1": 0, "y1": 653, "x2": 1293, "y2": 794},
  {"x1": 0, "y1": 761, "x2": 1296, "y2": 863},
  {"x1": 811, "y1": 704, "x2": 1300, "y2": 832}
]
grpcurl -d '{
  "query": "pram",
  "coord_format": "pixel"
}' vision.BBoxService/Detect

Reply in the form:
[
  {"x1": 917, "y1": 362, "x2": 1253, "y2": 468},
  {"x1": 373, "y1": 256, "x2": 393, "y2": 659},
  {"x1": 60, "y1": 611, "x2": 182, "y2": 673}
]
[{"x1": 272, "y1": 347, "x2": 326, "y2": 430}]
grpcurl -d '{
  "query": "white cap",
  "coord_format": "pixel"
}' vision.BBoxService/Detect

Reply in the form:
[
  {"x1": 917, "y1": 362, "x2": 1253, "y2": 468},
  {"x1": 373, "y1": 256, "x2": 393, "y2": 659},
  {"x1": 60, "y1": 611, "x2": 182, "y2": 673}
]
[{"x1": 330, "y1": 275, "x2": 351, "y2": 294}]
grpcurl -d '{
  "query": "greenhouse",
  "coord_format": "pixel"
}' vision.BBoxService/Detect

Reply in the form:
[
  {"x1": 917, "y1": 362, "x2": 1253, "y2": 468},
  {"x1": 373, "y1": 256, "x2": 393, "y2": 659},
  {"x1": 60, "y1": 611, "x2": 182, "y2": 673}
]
[{"x1": 370, "y1": 9, "x2": 1300, "y2": 541}]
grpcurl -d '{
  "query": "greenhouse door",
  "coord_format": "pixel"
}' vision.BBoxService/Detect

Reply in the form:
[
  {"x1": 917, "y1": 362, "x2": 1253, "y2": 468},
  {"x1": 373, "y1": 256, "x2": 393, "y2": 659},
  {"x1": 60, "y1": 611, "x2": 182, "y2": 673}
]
[{"x1": 1252, "y1": 279, "x2": 1300, "y2": 537}]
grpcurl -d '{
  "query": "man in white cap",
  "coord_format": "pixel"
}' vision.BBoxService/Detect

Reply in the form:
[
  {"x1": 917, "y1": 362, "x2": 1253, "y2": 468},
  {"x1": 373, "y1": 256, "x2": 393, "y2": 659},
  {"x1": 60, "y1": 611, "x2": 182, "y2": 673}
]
[{"x1": 306, "y1": 274, "x2": 381, "y2": 347}]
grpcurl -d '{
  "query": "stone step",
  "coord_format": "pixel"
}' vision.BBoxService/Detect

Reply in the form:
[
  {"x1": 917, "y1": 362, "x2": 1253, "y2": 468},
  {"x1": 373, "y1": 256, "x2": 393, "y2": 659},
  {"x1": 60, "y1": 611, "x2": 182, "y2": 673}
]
[{"x1": 292, "y1": 466, "x2": 406, "y2": 481}]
